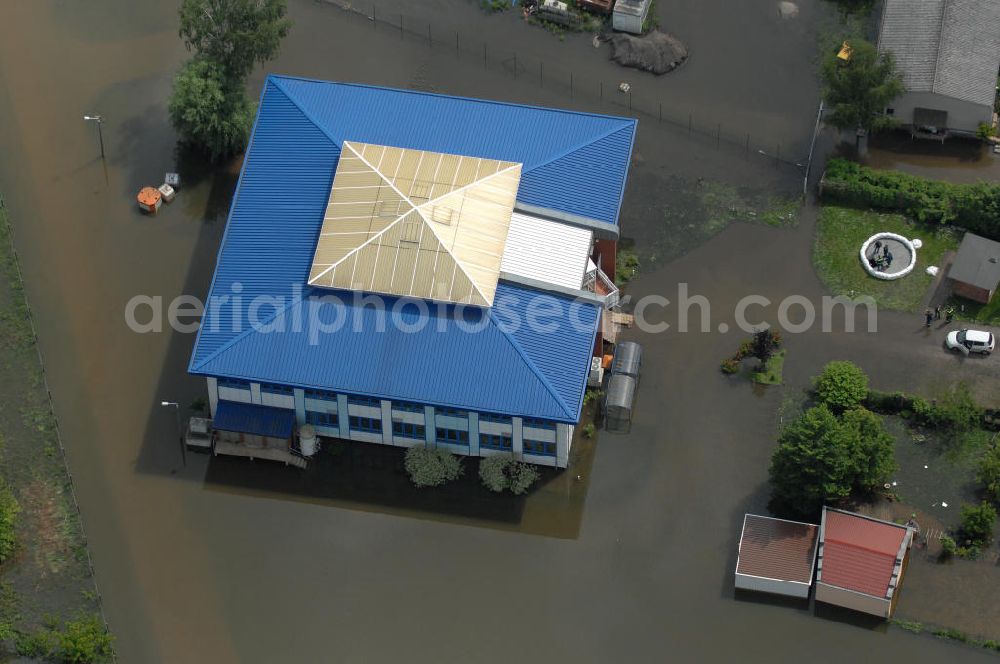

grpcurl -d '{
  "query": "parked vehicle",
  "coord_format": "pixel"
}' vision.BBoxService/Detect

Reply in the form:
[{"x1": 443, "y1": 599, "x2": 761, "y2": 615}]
[{"x1": 945, "y1": 329, "x2": 995, "y2": 355}]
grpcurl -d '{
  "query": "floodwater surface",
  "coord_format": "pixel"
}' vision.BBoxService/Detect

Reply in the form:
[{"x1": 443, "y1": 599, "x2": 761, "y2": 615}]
[{"x1": 0, "y1": 1, "x2": 997, "y2": 662}]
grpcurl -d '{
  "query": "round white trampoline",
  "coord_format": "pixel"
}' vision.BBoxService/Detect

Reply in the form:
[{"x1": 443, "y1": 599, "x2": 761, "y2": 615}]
[{"x1": 860, "y1": 233, "x2": 917, "y2": 280}]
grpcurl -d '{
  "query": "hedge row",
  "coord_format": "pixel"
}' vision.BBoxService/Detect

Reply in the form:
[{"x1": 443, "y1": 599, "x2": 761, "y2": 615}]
[
  {"x1": 820, "y1": 158, "x2": 1000, "y2": 240},
  {"x1": 865, "y1": 389, "x2": 1000, "y2": 431}
]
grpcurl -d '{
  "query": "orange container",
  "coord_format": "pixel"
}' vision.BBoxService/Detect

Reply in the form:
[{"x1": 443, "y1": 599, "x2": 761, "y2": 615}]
[{"x1": 602, "y1": 354, "x2": 613, "y2": 370}]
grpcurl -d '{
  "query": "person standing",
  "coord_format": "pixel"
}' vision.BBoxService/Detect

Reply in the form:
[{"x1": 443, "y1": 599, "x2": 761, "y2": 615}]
[
  {"x1": 934, "y1": 304, "x2": 942, "y2": 320},
  {"x1": 945, "y1": 306, "x2": 955, "y2": 323},
  {"x1": 925, "y1": 309, "x2": 934, "y2": 327}
]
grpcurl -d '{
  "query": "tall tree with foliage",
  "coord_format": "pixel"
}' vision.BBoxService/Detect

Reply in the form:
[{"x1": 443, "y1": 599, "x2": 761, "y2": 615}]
[
  {"x1": 813, "y1": 360, "x2": 869, "y2": 412},
  {"x1": 821, "y1": 37, "x2": 903, "y2": 136},
  {"x1": 169, "y1": 58, "x2": 255, "y2": 160},
  {"x1": 769, "y1": 403, "x2": 895, "y2": 518},
  {"x1": 179, "y1": 0, "x2": 291, "y2": 80}
]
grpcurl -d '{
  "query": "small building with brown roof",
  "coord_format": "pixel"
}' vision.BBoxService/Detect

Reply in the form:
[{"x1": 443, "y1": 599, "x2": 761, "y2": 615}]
[
  {"x1": 735, "y1": 514, "x2": 820, "y2": 598},
  {"x1": 949, "y1": 232, "x2": 1000, "y2": 304},
  {"x1": 815, "y1": 507, "x2": 914, "y2": 619}
]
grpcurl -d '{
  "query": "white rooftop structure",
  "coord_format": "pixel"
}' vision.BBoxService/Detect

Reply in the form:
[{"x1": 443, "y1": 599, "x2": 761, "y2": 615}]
[{"x1": 500, "y1": 212, "x2": 593, "y2": 290}]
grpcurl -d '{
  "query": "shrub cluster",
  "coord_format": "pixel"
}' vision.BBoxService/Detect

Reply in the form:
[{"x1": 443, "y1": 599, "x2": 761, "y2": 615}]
[
  {"x1": 404, "y1": 447, "x2": 463, "y2": 488},
  {"x1": 814, "y1": 360, "x2": 868, "y2": 412},
  {"x1": 15, "y1": 615, "x2": 113, "y2": 663},
  {"x1": 958, "y1": 502, "x2": 996, "y2": 551},
  {"x1": 0, "y1": 480, "x2": 19, "y2": 563},
  {"x1": 478, "y1": 455, "x2": 540, "y2": 495},
  {"x1": 821, "y1": 158, "x2": 1000, "y2": 240}
]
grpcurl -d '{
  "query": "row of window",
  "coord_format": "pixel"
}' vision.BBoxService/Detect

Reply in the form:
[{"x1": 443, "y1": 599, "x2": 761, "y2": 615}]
[
  {"x1": 347, "y1": 395, "x2": 381, "y2": 408},
  {"x1": 480, "y1": 413, "x2": 512, "y2": 425},
  {"x1": 523, "y1": 439, "x2": 557, "y2": 456},
  {"x1": 305, "y1": 410, "x2": 337, "y2": 427},
  {"x1": 349, "y1": 416, "x2": 382, "y2": 434},
  {"x1": 393, "y1": 421, "x2": 426, "y2": 439},
  {"x1": 304, "y1": 388, "x2": 337, "y2": 402},
  {"x1": 392, "y1": 402, "x2": 424, "y2": 414},
  {"x1": 522, "y1": 418, "x2": 557, "y2": 431},
  {"x1": 218, "y1": 378, "x2": 250, "y2": 390},
  {"x1": 436, "y1": 428, "x2": 469, "y2": 445},
  {"x1": 479, "y1": 433, "x2": 512, "y2": 451}
]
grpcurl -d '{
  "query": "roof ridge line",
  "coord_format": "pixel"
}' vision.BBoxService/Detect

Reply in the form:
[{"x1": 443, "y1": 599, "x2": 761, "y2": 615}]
[
  {"x1": 308, "y1": 144, "x2": 414, "y2": 286},
  {"x1": 522, "y1": 123, "x2": 634, "y2": 175},
  {"x1": 189, "y1": 77, "x2": 291, "y2": 373},
  {"x1": 270, "y1": 74, "x2": 640, "y2": 124},
  {"x1": 338, "y1": 143, "x2": 489, "y2": 304},
  {"x1": 487, "y1": 309, "x2": 574, "y2": 419},
  {"x1": 269, "y1": 76, "x2": 343, "y2": 147},
  {"x1": 191, "y1": 293, "x2": 304, "y2": 372},
  {"x1": 824, "y1": 538, "x2": 899, "y2": 558}
]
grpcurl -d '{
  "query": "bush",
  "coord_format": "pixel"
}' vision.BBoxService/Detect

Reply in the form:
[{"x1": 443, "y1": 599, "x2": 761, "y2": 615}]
[
  {"x1": 582, "y1": 423, "x2": 596, "y2": 439},
  {"x1": 15, "y1": 629, "x2": 58, "y2": 659},
  {"x1": 720, "y1": 358, "x2": 740, "y2": 374},
  {"x1": 977, "y1": 122, "x2": 997, "y2": 141},
  {"x1": 978, "y1": 446, "x2": 1000, "y2": 502},
  {"x1": 814, "y1": 361, "x2": 869, "y2": 412},
  {"x1": 404, "y1": 447, "x2": 463, "y2": 488},
  {"x1": 959, "y1": 502, "x2": 997, "y2": 547},
  {"x1": 939, "y1": 534, "x2": 957, "y2": 559},
  {"x1": 821, "y1": 158, "x2": 1000, "y2": 240},
  {"x1": 478, "y1": 455, "x2": 540, "y2": 495},
  {"x1": 57, "y1": 615, "x2": 114, "y2": 663},
  {"x1": 749, "y1": 328, "x2": 780, "y2": 365},
  {"x1": 0, "y1": 480, "x2": 20, "y2": 563},
  {"x1": 912, "y1": 383, "x2": 982, "y2": 434}
]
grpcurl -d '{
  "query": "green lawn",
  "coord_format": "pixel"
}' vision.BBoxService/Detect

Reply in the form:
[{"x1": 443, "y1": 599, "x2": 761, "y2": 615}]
[
  {"x1": 814, "y1": 206, "x2": 961, "y2": 312},
  {"x1": 752, "y1": 350, "x2": 785, "y2": 385},
  {"x1": 946, "y1": 293, "x2": 1000, "y2": 326}
]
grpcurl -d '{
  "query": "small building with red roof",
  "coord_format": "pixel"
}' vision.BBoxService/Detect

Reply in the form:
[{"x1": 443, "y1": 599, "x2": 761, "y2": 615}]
[
  {"x1": 815, "y1": 507, "x2": 914, "y2": 619},
  {"x1": 735, "y1": 514, "x2": 820, "y2": 598}
]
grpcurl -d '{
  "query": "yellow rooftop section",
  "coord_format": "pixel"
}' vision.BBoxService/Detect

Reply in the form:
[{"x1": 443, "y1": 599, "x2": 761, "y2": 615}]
[{"x1": 308, "y1": 141, "x2": 522, "y2": 306}]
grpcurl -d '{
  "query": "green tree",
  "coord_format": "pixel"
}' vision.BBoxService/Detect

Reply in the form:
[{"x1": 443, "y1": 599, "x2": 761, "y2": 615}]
[
  {"x1": 769, "y1": 403, "x2": 895, "y2": 517},
  {"x1": 840, "y1": 407, "x2": 896, "y2": 488},
  {"x1": 169, "y1": 58, "x2": 254, "y2": 160},
  {"x1": 404, "y1": 447, "x2": 463, "y2": 488},
  {"x1": 179, "y1": 0, "x2": 291, "y2": 80},
  {"x1": 814, "y1": 360, "x2": 869, "y2": 412},
  {"x1": 978, "y1": 446, "x2": 1000, "y2": 503},
  {"x1": 769, "y1": 405, "x2": 856, "y2": 516},
  {"x1": 959, "y1": 502, "x2": 997, "y2": 547},
  {"x1": 821, "y1": 37, "x2": 903, "y2": 135}
]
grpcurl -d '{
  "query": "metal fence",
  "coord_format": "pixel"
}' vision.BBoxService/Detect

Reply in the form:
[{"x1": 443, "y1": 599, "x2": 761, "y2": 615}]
[
  {"x1": 0, "y1": 192, "x2": 117, "y2": 661},
  {"x1": 322, "y1": 0, "x2": 813, "y2": 178}
]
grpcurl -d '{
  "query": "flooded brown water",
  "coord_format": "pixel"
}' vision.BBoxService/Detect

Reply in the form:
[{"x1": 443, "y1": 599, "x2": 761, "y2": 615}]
[{"x1": 0, "y1": 1, "x2": 997, "y2": 661}]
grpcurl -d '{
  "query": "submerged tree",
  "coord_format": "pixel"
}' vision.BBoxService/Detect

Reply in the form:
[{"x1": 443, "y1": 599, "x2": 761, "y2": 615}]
[
  {"x1": 769, "y1": 402, "x2": 895, "y2": 518},
  {"x1": 820, "y1": 37, "x2": 903, "y2": 139},
  {"x1": 179, "y1": 0, "x2": 291, "y2": 80},
  {"x1": 169, "y1": 58, "x2": 255, "y2": 160}
]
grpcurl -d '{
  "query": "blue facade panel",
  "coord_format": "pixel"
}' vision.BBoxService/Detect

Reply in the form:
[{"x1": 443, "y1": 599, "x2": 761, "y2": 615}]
[{"x1": 213, "y1": 400, "x2": 295, "y2": 438}]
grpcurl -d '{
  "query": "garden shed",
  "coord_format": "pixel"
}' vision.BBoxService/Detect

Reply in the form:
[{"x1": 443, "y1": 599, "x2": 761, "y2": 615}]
[
  {"x1": 612, "y1": 0, "x2": 651, "y2": 34},
  {"x1": 735, "y1": 514, "x2": 819, "y2": 599},
  {"x1": 949, "y1": 232, "x2": 1000, "y2": 304}
]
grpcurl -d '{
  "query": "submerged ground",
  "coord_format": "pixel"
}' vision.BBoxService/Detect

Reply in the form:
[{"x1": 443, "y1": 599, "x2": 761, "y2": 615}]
[{"x1": 0, "y1": 0, "x2": 998, "y2": 662}]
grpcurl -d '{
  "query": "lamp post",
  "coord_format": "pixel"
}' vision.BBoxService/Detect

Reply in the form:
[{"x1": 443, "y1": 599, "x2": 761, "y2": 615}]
[
  {"x1": 83, "y1": 115, "x2": 105, "y2": 159},
  {"x1": 161, "y1": 401, "x2": 186, "y2": 467}
]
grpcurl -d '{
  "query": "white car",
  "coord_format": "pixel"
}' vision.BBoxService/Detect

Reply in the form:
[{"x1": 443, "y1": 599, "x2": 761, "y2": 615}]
[{"x1": 945, "y1": 329, "x2": 995, "y2": 355}]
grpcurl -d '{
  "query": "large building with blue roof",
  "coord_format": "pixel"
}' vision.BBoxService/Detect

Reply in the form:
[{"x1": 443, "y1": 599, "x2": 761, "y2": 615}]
[{"x1": 189, "y1": 75, "x2": 636, "y2": 468}]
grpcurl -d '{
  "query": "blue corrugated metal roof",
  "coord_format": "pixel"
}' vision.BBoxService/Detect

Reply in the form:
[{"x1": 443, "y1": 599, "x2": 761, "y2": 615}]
[
  {"x1": 213, "y1": 400, "x2": 295, "y2": 438},
  {"x1": 189, "y1": 76, "x2": 630, "y2": 422}
]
